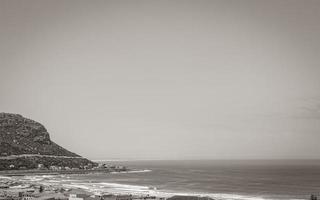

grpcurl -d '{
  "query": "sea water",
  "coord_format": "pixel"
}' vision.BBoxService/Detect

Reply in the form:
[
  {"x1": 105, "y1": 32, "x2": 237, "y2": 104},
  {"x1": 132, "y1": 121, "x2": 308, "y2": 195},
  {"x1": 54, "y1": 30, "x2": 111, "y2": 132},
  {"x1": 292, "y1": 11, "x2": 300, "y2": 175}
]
[{"x1": 6, "y1": 160, "x2": 320, "y2": 200}]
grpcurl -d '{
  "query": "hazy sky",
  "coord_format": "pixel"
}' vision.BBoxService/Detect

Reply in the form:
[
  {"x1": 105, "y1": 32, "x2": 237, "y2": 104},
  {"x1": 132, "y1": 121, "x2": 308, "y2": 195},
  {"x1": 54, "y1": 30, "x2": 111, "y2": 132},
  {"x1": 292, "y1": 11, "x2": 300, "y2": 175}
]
[{"x1": 1, "y1": 0, "x2": 320, "y2": 160}]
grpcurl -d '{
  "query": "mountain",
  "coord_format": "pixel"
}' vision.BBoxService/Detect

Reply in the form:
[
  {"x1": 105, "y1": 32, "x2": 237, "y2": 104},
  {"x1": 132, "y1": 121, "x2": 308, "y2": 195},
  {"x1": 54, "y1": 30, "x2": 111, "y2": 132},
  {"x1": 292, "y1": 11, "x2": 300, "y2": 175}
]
[{"x1": 0, "y1": 113, "x2": 96, "y2": 170}]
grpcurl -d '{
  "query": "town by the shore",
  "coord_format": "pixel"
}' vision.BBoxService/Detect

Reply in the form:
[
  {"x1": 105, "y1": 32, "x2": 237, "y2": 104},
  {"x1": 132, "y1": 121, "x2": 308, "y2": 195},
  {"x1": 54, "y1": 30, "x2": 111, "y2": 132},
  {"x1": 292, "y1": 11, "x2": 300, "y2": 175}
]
[{"x1": 0, "y1": 170, "x2": 213, "y2": 200}]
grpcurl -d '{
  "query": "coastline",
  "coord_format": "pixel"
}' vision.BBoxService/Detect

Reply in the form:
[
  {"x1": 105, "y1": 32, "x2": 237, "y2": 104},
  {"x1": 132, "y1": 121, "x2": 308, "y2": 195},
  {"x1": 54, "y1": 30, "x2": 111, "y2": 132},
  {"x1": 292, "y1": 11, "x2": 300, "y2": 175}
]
[
  {"x1": 0, "y1": 173, "x2": 269, "y2": 200},
  {"x1": 1, "y1": 161, "x2": 314, "y2": 200},
  {"x1": 0, "y1": 169, "x2": 121, "y2": 176},
  {"x1": 0, "y1": 171, "x2": 219, "y2": 200}
]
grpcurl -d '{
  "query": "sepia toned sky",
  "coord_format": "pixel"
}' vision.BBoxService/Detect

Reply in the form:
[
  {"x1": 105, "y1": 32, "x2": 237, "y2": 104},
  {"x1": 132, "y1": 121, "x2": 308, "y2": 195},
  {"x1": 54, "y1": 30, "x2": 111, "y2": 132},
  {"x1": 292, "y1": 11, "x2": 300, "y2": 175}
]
[{"x1": 1, "y1": 0, "x2": 320, "y2": 160}]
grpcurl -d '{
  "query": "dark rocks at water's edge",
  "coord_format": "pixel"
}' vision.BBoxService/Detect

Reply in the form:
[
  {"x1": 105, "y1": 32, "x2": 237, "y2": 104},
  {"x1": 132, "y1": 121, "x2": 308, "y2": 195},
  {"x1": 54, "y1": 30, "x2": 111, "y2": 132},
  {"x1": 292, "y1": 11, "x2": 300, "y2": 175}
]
[
  {"x1": 0, "y1": 113, "x2": 96, "y2": 171},
  {"x1": 167, "y1": 196, "x2": 214, "y2": 200}
]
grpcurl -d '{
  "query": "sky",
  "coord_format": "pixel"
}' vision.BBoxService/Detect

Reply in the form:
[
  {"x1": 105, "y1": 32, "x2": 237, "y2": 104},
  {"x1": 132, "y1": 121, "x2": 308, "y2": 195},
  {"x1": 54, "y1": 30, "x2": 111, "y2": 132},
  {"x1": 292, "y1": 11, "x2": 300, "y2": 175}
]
[{"x1": 1, "y1": 0, "x2": 320, "y2": 160}]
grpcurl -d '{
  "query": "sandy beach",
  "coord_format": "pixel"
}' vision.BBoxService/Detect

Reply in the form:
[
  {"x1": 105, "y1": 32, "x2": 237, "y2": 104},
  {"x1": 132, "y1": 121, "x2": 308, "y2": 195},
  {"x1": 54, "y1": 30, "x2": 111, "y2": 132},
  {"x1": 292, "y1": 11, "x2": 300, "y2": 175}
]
[{"x1": 0, "y1": 170, "x2": 220, "y2": 200}]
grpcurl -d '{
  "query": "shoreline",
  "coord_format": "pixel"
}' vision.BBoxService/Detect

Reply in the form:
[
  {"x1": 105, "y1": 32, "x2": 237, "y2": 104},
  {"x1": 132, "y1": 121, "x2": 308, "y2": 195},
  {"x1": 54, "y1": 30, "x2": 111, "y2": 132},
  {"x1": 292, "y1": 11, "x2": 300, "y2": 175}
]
[
  {"x1": 0, "y1": 172, "x2": 219, "y2": 200},
  {"x1": 0, "y1": 174, "x2": 269, "y2": 200},
  {"x1": 0, "y1": 169, "x2": 122, "y2": 176},
  {"x1": 0, "y1": 169, "x2": 305, "y2": 200}
]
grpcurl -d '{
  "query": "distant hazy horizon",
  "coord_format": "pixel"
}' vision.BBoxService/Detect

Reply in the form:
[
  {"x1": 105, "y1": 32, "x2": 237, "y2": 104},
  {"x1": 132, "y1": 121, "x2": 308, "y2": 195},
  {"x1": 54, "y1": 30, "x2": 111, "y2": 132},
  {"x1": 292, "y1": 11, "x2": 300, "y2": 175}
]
[{"x1": 1, "y1": 0, "x2": 320, "y2": 160}]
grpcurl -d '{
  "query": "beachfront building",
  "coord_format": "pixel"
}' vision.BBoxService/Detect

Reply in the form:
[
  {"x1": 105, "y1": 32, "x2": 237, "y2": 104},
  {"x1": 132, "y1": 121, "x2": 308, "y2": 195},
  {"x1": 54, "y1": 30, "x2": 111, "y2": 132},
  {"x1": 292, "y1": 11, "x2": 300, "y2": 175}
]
[
  {"x1": 69, "y1": 194, "x2": 90, "y2": 200},
  {"x1": 37, "y1": 164, "x2": 45, "y2": 169},
  {"x1": 19, "y1": 193, "x2": 33, "y2": 200}
]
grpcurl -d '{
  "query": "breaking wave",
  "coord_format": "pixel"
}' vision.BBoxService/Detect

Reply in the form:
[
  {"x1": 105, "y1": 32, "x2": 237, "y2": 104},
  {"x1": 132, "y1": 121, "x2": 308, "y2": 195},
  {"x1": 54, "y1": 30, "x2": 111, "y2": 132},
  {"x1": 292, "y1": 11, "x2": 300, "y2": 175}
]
[
  {"x1": 110, "y1": 169, "x2": 152, "y2": 174},
  {"x1": 60, "y1": 181, "x2": 279, "y2": 200}
]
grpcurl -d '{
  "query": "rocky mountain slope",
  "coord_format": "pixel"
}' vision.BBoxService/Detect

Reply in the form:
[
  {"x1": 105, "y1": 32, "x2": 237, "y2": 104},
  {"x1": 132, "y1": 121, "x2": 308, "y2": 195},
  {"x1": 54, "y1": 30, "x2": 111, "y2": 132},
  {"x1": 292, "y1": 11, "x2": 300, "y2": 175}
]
[{"x1": 0, "y1": 113, "x2": 96, "y2": 170}]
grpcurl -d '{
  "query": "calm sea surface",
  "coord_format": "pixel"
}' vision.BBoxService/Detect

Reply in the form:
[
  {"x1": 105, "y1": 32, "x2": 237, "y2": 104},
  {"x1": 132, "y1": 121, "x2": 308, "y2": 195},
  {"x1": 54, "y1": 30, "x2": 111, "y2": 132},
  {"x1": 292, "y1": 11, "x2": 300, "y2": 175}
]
[{"x1": 8, "y1": 160, "x2": 320, "y2": 200}]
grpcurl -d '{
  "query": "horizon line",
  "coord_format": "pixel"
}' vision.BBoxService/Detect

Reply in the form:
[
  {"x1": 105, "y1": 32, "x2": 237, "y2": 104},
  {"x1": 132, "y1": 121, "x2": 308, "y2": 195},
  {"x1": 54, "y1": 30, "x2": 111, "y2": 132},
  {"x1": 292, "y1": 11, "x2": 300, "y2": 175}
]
[{"x1": 91, "y1": 158, "x2": 320, "y2": 162}]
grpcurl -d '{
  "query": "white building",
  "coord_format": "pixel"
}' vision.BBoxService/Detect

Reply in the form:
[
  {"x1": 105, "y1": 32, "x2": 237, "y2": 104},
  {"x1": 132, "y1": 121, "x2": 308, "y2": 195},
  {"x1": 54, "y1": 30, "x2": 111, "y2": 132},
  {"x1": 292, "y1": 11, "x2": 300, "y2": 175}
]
[{"x1": 69, "y1": 194, "x2": 89, "y2": 200}]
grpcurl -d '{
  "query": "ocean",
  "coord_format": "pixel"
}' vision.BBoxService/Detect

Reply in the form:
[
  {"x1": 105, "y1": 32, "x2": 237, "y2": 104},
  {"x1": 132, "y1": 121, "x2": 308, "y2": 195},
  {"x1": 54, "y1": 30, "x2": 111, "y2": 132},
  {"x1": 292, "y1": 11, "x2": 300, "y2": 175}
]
[{"x1": 6, "y1": 160, "x2": 320, "y2": 200}]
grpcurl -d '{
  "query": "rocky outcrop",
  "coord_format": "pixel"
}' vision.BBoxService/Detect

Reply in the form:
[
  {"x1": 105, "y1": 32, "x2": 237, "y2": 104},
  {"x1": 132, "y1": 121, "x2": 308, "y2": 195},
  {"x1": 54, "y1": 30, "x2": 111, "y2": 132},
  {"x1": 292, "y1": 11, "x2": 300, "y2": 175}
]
[{"x1": 0, "y1": 113, "x2": 96, "y2": 170}]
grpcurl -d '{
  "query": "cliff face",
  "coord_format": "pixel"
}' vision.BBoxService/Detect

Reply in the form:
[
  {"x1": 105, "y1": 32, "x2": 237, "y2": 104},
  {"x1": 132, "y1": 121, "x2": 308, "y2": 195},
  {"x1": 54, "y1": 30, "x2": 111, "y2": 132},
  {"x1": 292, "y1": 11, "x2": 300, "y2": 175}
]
[
  {"x1": 0, "y1": 113, "x2": 78, "y2": 157},
  {"x1": 0, "y1": 113, "x2": 95, "y2": 170}
]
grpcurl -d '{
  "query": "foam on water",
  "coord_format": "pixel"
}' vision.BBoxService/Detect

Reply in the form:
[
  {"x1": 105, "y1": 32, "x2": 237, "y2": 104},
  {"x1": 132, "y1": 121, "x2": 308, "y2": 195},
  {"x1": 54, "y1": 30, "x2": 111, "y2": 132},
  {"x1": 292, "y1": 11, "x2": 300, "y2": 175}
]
[
  {"x1": 0, "y1": 176, "x2": 12, "y2": 180},
  {"x1": 4, "y1": 160, "x2": 319, "y2": 200},
  {"x1": 60, "y1": 181, "x2": 274, "y2": 200},
  {"x1": 2, "y1": 174, "x2": 298, "y2": 200},
  {"x1": 110, "y1": 169, "x2": 152, "y2": 174}
]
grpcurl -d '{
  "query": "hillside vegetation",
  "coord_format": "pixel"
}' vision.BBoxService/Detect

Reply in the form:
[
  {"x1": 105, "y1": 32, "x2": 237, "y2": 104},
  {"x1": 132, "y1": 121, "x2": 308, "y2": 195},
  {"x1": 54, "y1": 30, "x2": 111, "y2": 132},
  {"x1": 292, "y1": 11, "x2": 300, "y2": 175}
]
[{"x1": 0, "y1": 113, "x2": 96, "y2": 170}]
